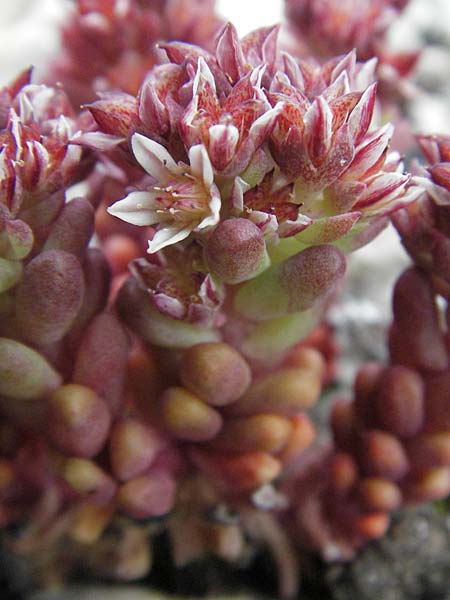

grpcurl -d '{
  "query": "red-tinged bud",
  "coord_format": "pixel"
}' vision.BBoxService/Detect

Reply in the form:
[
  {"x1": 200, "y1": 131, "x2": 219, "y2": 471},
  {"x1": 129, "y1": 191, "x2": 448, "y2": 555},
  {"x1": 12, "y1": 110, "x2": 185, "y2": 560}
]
[
  {"x1": 88, "y1": 94, "x2": 136, "y2": 137},
  {"x1": 190, "y1": 449, "x2": 282, "y2": 491},
  {"x1": 72, "y1": 312, "x2": 129, "y2": 414},
  {"x1": 424, "y1": 371, "x2": 450, "y2": 431},
  {"x1": 109, "y1": 418, "x2": 164, "y2": 481},
  {"x1": 402, "y1": 467, "x2": 450, "y2": 502},
  {"x1": 204, "y1": 218, "x2": 268, "y2": 284},
  {"x1": 278, "y1": 413, "x2": 316, "y2": 463},
  {"x1": 0, "y1": 337, "x2": 62, "y2": 399},
  {"x1": 117, "y1": 471, "x2": 176, "y2": 519},
  {"x1": 68, "y1": 502, "x2": 114, "y2": 544},
  {"x1": 405, "y1": 432, "x2": 450, "y2": 468},
  {"x1": 329, "y1": 452, "x2": 358, "y2": 495},
  {"x1": 180, "y1": 342, "x2": 251, "y2": 407},
  {"x1": 330, "y1": 398, "x2": 358, "y2": 452},
  {"x1": 390, "y1": 268, "x2": 448, "y2": 371},
  {"x1": 355, "y1": 512, "x2": 390, "y2": 540},
  {"x1": 210, "y1": 414, "x2": 293, "y2": 454},
  {"x1": 228, "y1": 368, "x2": 321, "y2": 418},
  {"x1": 63, "y1": 458, "x2": 117, "y2": 504},
  {"x1": 235, "y1": 245, "x2": 346, "y2": 321},
  {"x1": 429, "y1": 163, "x2": 450, "y2": 192},
  {"x1": 360, "y1": 430, "x2": 409, "y2": 481},
  {"x1": 66, "y1": 248, "x2": 111, "y2": 347},
  {"x1": 353, "y1": 362, "x2": 384, "y2": 427},
  {"x1": 357, "y1": 478, "x2": 402, "y2": 512},
  {"x1": 374, "y1": 366, "x2": 425, "y2": 438},
  {"x1": 47, "y1": 384, "x2": 111, "y2": 458},
  {"x1": 15, "y1": 250, "x2": 85, "y2": 346},
  {"x1": 102, "y1": 234, "x2": 142, "y2": 275},
  {"x1": 42, "y1": 197, "x2": 94, "y2": 258},
  {"x1": 160, "y1": 387, "x2": 223, "y2": 442}
]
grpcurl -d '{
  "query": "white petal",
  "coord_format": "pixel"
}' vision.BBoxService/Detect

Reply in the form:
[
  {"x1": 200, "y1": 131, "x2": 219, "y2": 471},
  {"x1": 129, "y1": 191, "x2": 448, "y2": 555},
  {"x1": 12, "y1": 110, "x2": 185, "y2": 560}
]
[
  {"x1": 189, "y1": 144, "x2": 214, "y2": 188},
  {"x1": 193, "y1": 56, "x2": 216, "y2": 96},
  {"x1": 107, "y1": 191, "x2": 160, "y2": 226},
  {"x1": 131, "y1": 133, "x2": 179, "y2": 182},
  {"x1": 147, "y1": 224, "x2": 193, "y2": 253}
]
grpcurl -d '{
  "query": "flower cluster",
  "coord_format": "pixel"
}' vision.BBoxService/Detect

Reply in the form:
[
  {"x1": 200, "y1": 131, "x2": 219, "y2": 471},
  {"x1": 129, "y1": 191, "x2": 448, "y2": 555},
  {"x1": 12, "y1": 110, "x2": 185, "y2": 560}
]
[
  {"x1": 0, "y1": 1, "x2": 449, "y2": 598},
  {"x1": 45, "y1": 0, "x2": 224, "y2": 107},
  {"x1": 284, "y1": 0, "x2": 419, "y2": 103}
]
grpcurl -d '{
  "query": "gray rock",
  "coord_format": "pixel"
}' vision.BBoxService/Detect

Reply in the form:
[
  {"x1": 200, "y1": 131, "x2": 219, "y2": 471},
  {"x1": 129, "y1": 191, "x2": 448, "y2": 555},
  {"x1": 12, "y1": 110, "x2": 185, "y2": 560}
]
[{"x1": 327, "y1": 506, "x2": 450, "y2": 600}]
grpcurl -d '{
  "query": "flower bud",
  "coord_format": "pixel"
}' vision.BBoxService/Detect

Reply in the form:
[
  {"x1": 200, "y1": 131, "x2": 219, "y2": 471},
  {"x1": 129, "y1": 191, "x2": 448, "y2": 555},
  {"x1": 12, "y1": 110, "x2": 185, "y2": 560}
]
[
  {"x1": 42, "y1": 197, "x2": 94, "y2": 258},
  {"x1": 204, "y1": 218, "x2": 269, "y2": 284},
  {"x1": 0, "y1": 337, "x2": 62, "y2": 399},
  {"x1": 47, "y1": 384, "x2": 111, "y2": 458},
  {"x1": 15, "y1": 250, "x2": 85, "y2": 345},
  {"x1": 234, "y1": 245, "x2": 346, "y2": 320},
  {"x1": 160, "y1": 387, "x2": 223, "y2": 442},
  {"x1": 117, "y1": 471, "x2": 176, "y2": 519},
  {"x1": 72, "y1": 312, "x2": 129, "y2": 414},
  {"x1": 227, "y1": 368, "x2": 321, "y2": 417},
  {"x1": 109, "y1": 418, "x2": 164, "y2": 481},
  {"x1": 180, "y1": 342, "x2": 251, "y2": 406}
]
